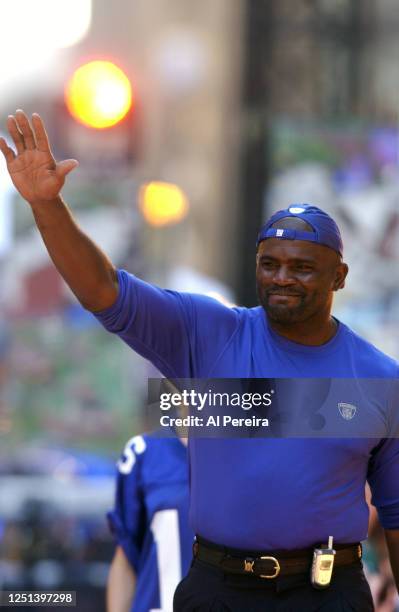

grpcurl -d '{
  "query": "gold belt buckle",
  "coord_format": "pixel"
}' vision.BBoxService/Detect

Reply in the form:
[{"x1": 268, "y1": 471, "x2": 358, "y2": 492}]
[
  {"x1": 243, "y1": 556, "x2": 281, "y2": 579},
  {"x1": 260, "y1": 556, "x2": 280, "y2": 579}
]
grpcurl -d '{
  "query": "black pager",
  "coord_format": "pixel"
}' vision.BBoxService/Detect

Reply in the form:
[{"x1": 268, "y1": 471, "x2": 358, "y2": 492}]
[{"x1": 310, "y1": 536, "x2": 336, "y2": 589}]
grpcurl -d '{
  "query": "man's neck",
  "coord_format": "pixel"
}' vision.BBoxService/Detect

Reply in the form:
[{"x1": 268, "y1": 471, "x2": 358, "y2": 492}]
[{"x1": 267, "y1": 315, "x2": 338, "y2": 346}]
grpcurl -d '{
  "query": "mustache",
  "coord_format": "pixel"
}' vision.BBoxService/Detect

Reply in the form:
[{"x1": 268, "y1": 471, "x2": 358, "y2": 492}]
[{"x1": 265, "y1": 287, "x2": 305, "y2": 297}]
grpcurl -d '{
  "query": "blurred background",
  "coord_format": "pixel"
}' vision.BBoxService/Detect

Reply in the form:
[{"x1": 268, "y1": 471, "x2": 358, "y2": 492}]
[{"x1": 1, "y1": 0, "x2": 399, "y2": 610}]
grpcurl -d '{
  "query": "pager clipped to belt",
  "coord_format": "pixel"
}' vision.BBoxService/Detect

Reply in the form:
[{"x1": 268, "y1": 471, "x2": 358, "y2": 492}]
[{"x1": 310, "y1": 536, "x2": 336, "y2": 589}]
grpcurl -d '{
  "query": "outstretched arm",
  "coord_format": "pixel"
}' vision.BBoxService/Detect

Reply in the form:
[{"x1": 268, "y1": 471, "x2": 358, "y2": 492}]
[{"x1": 0, "y1": 110, "x2": 118, "y2": 311}]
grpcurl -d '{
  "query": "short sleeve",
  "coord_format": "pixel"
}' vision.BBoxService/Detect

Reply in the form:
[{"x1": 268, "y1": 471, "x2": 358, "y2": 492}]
[
  {"x1": 93, "y1": 269, "x2": 240, "y2": 378},
  {"x1": 367, "y1": 437, "x2": 399, "y2": 529},
  {"x1": 107, "y1": 436, "x2": 147, "y2": 571}
]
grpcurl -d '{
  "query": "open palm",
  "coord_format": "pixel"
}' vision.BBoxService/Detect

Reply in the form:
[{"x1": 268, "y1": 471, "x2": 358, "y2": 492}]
[{"x1": 0, "y1": 110, "x2": 78, "y2": 205}]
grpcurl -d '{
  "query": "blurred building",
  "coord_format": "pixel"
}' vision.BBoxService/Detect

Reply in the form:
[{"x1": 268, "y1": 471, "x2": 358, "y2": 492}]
[
  {"x1": 235, "y1": 0, "x2": 399, "y2": 358},
  {"x1": 58, "y1": 0, "x2": 245, "y2": 287}
]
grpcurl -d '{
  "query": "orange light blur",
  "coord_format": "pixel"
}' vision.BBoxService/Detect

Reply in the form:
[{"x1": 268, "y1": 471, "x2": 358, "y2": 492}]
[
  {"x1": 65, "y1": 60, "x2": 132, "y2": 129},
  {"x1": 139, "y1": 182, "x2": 189, "y2": 227}
]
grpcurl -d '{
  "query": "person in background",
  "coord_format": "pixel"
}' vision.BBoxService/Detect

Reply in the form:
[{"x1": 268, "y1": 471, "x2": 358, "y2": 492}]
[
  {"x1": 106, "y1": 430, "x2": 193, "y2": 612},
  {"x1": 364, "y1": 485, "x2": 399, "y2": 612}
]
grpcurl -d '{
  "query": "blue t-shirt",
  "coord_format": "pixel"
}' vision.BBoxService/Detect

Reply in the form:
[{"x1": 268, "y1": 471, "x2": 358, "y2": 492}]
[
  {"x1": 97, "y1": 270, "x2": 399, "y2": 550},
  {"x1": 108, "y1": 432, "x2": 193, "y2": 612}
]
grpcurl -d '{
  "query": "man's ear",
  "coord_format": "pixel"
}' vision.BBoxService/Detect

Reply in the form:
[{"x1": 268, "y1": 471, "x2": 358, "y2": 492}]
[{"x1": 333, "y1": 262, "x2": 349, "y2": 291}]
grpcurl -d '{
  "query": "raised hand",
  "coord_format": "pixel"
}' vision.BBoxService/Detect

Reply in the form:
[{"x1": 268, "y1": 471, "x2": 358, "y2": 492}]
[{"x1": 0, "y1": 110, "x2": 78, "y2": 206}]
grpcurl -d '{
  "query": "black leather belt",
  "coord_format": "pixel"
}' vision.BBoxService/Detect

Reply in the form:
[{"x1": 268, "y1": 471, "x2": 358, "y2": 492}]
[{"x1": 194, "y1": 537, "x2": 362, "y2": 579}]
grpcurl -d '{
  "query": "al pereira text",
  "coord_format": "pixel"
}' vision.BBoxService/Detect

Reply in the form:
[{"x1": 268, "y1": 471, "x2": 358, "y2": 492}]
[{"x1": 160, "y1": 415, "x2": 270, "y2": 428}]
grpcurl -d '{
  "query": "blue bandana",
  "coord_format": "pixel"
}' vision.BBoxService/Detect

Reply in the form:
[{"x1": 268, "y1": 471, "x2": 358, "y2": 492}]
[{"x1": 256, "y1": 204, "x2": 343, "y2": 257}]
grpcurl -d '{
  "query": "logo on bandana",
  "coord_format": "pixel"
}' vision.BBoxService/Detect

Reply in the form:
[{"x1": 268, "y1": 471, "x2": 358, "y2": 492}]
[
  {"x1": 338, "y1": 403, "x2": 357, "y2": 420},
  {"x1": 289, "y1": 206, "x2": 305, "y2": 214}
]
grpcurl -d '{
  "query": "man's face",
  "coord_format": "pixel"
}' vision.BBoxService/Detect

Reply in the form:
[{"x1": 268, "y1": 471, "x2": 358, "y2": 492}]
[{"x1": 256, "y1": 238, "x2": 347, "y2": 325}]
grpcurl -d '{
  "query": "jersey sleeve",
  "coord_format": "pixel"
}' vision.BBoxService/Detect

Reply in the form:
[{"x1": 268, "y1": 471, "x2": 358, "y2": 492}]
[
  {"x1": 367, "y1": 377, "x2": 399, "y2": 530},
  {"x1": 93, "y1": 269, "x2": 240, "y2": 377},
  {"x1": 107, "y1": 436, "x2": 147, "y2": 571}
]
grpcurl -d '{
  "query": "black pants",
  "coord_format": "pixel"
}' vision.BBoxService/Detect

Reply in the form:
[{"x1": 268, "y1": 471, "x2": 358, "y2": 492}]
[{"x1": 173, "y1": 558, "x2": 374, "y2": 611}]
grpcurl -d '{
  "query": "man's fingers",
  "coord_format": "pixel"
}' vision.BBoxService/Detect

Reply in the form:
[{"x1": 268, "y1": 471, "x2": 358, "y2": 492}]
[
  {"x1": 56, "y1": 159, "x2": 79, "y2": 179},
  {"x1": 0, "y1": 137, "x2": 16, "y2": 163},
  {"x1": 7, "y1": 115, "x2": 26, "y2": 154},
  {"x1": 31, "y1": 113, "x2": 51, "y2": 153},
  {"x1": 15, "y1": 109, "x2": 36, "y2": 150}
]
